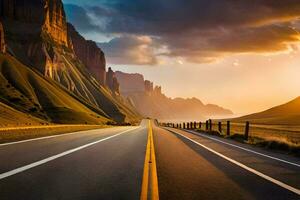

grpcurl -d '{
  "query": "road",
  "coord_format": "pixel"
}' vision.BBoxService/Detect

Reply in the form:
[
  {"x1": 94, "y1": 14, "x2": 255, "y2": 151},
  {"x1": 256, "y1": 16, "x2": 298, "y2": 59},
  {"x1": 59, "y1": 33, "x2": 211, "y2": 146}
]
[{"x1": 0, "y1": 119, "x2": 299, "y2": 199}]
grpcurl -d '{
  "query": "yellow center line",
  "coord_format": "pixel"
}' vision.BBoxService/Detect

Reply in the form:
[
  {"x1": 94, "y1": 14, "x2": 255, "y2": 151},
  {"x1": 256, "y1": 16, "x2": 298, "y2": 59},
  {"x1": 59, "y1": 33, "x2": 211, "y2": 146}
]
[{"x1": 140, "y1": 120, "x2": 159, "y2": 200}]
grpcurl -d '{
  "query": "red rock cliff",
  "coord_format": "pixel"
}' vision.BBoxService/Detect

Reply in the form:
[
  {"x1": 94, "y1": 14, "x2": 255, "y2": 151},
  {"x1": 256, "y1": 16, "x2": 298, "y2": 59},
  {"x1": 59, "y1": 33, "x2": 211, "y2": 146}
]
[
  {"x1": 0, "y1": 21, "x2": 5, "y2": 53},
  {"x1": 106, "y1": 67, "x2": 120, "y2": 94},
  {"x1": 67, "y1": 23, "x2": 106, "y2": 85},
  {"x1": 43, "y1": 0, "x2": 68, "y2": 46},
  {"x1": 0, "y1": 0, "x2": 68, "y2": 47},
  {"x1": 115, "y1": 71, "x2": 145, "y2": 94}
]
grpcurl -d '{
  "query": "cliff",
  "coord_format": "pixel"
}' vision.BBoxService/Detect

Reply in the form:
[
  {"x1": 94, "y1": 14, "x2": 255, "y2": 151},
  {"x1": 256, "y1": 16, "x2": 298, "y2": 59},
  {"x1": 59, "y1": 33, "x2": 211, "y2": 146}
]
[
  {"x1": 67, "y1": 23, "x2": 106, "y2": 85},
  {"x1": 0, "y1": 21, "x2": 5, "y2": 53},
  {"x1": 115, "y1": 71, "x2": 145, "y2": 93},
  {"x1": 0, "y1": 0, "x2": 141, "y2": 124},
  {"x1": 115, "y1": 71, "x2": 233, "y2": 120},
  {"x1": 0, "y1": 0, "x2": 68, "y2": 47},
  {"x1": 106, "y1": 67, "x2": 120, "y2": 94}
]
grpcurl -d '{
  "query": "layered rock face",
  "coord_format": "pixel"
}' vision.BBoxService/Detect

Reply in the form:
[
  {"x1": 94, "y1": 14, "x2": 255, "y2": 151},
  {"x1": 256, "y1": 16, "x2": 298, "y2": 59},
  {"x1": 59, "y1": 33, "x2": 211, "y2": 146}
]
[
  {"x1": 0, "y1": 0, "x2": 68, "y2": 47},
  {"x1": 0, "y1": 21, "x2": 5, "y2": 53},
  {"x1": 43, "y1": 0, "x2": 69, "y2": 46},
  {"x1": 115, "y1": 71, "x2": 233, "y2": 120},
  {"x1": 0, "y1": 0, "x2": 44, "y2": 23},
  {"x1": 0, "y1": 0, "x2": 70, "y2": 77},
  {"x1": 115, "y1": 71, "x2": 145, "y2": 93},
  {"x1": 106, "y1": 67, "x2": 120, "y2": 94},
  {"x1": 0, "y1": 0, "x2": 141, "y2": 124},
  {"x1": 68, "y1": 23, "x2": 106, "y2": 85},
  {"x1": 144, "y1": 80, "x2": 154, "y2": 93}
]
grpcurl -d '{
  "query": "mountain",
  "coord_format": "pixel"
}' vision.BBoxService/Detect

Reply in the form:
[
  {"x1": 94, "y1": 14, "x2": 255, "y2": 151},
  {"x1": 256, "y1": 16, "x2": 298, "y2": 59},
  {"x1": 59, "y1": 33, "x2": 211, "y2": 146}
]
[
  {"x1": 233, "y1": 97, "x2": 300, "y2": 125},
  {"x1": 0, "y1": 0, "x2": 140, "y2": 125},
  {"x1": 115, "y1": 71, "x2": 233, "y2": 121}
]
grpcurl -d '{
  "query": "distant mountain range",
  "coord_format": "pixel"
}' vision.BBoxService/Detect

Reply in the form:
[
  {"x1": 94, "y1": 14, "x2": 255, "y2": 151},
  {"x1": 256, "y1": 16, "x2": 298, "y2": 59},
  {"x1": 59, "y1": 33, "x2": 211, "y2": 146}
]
[
  {"x1": 233, "y1": 97, "x2": 300, "y2": 125},
  {"x1": 5, "y1": 0, "x2": 293, "y2": 126},
  {"x1": 0, "y1": 0, "x2": 140, "y2": 126},
  {"x1": 115, "y1": 71, "x2": 233, "y2": 121}
]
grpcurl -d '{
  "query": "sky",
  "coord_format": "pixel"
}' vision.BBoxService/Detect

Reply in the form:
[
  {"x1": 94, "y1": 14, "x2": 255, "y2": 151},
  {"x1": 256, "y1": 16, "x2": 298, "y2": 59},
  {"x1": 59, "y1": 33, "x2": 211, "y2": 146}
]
[{"x1": 63, "y1": 0, "x2": 300, "y2": 115}]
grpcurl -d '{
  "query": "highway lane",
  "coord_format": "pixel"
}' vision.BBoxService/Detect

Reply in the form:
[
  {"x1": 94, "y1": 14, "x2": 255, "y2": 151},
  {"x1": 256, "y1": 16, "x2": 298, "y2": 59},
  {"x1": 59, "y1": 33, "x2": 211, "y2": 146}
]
[
  {"x1": 0, "y1": 121, "x2": 148, "y2": 199},
  {"x1": 153, "y1": 124, "x2": 300, "y2": 200},
  {"x1": 1, "y1": 119, "x2": 299, "y2": 200},
  {"x1": 0, "y1": 126, "x2": 138, "y2": 174}
]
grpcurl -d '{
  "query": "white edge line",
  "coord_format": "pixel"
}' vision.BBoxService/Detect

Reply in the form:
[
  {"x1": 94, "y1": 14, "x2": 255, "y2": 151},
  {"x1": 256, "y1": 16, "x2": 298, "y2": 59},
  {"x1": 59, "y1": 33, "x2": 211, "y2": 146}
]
[
  {"x1": 0, "y1": 127, "x2": 139, "y2": 180},
  {"x1": 0, "y1": 126, "x2": 137, "y2": 147},
  {"x1": 179, "y1": 129, "x2": 300, "y2": 168},
  {"x1": 167, "y1": 129, "x2": 300, "y2": 196}
]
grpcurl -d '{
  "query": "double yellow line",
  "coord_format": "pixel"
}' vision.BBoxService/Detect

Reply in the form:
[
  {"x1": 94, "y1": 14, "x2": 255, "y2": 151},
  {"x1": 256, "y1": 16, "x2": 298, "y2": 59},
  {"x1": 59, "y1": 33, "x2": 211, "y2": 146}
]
[{"x1": 140, "y1": 120, "x2": 159, "y2": 200}]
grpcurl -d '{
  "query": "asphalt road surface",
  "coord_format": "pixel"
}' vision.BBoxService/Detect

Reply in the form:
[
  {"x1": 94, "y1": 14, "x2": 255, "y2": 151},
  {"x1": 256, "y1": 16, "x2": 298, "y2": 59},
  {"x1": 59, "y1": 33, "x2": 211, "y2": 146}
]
[{"x1": 0, "y1": 119, "x2": 299, "y2": 200}]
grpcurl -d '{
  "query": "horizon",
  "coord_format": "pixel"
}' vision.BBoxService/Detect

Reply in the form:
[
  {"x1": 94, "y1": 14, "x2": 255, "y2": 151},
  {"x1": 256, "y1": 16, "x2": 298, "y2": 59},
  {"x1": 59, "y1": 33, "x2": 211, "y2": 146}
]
[
  {"x1": 63, "y1": 0, "x2": 300, "y2": 115},
  {"x1": 1, "y1": 1, "x2": 300, "y2": 199}
]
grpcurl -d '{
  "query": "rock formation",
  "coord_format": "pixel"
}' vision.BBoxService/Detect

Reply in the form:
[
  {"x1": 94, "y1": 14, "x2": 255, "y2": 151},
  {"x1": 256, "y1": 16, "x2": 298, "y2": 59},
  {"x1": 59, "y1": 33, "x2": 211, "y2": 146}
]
[
  {"x1": 0, "y1": 21, "x2": 5, "y2": 53},
  {"x1": 67, "y1": 23, "x2": 106, "y2": 85},
  {"x1": 0, "y1": 0, "x2": 70, "y2": 76},
  {"x1": 0, "y1": 0, "x2": 141, "y2": 124},
  {"x1": 0, "y1": 0, "x2": 68, "y2": 47},
  {"x1": 112, "y1": 77, "x2": 120, "y2": 94},
  {"x1": 106, "y1": 67, "x2": 120, "y2": 94},
  {"x1": 144, "y1": 80, "x2": 153, "y2": 93},
  {"x1": 115, "y1": 71, "x2": 145, "y2": 93},
  {"x1": 43, "y1": 0, "x2": 69, "y2": 46},
  {"x1": 115, "y1": 71, "x2": 233, "y2": 120},
  {"x1": 154, "y1": 86, "x2": 162, "y2": 95}
]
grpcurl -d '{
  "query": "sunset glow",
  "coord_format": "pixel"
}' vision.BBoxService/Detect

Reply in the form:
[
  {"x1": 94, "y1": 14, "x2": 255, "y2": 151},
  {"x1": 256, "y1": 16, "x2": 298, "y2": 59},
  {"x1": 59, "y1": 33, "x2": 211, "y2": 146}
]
[{"x1": 63, "y1": 0, "x2": 300, "y2": 116}]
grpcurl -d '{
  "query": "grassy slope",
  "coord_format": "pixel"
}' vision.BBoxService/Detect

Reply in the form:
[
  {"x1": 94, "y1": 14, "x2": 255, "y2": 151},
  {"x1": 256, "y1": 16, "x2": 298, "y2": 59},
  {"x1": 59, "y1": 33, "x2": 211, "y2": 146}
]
[
  {"x1": 0, "y1": 54, "x2": 110, "y2": 125},
  {"x1": 59, "y1": 53, "x2": 141, "y2": 123},
  {"x1": 233, "y1": 97, "x2": 300, "y2": 125},
  {"x1": 0, "y1": 101, "x2": 46, "y2": 127}
]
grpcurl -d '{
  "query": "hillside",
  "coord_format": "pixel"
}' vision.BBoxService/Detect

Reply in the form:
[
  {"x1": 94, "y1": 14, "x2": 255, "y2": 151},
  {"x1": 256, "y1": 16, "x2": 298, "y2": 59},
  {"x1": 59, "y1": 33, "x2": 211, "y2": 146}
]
[
  {"x1": 115, "y1": 71, "x2": 233, "y2": 121},
  {"x1": 0, "y1": 101, "x2": 46, "y2": 127},
  {"x1": 233, "y1": 97, "x2": 300, "y2": 125},
  {"x1": 0, "y1": 0, "x2": 140, "y2": 125},
  {"x1": 0, "y1": 54, "x2": 110, "y2": 124}
]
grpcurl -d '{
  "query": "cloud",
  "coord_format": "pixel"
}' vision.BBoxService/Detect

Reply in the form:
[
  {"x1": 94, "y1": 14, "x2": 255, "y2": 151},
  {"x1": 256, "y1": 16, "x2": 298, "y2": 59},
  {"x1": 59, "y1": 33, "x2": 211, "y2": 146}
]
[
  {"x1": 64, "y1": 4, "x2": 100, "y2": 33},
  {"x1": 98, "y1": 35, "x2": 158, "y2": 65},
  {"x1": 64, "y1": 0, "x2": 300, "y2": 65}
]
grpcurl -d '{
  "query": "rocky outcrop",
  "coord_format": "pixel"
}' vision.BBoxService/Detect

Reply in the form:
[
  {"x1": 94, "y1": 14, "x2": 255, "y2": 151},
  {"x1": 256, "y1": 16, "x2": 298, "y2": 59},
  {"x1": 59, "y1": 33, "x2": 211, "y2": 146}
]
[
  {"x1": 112, "y1": 77, "x2": 120, "y2": 94},
  {"x1": 0, "y1": 21, "x2": 5, "y2": 53},
  {"x1": 115, "y1": 71, "x2": 145, "y2": 93},
  {"x1": 0, "y1": 1, "x2": 44, "y2": 23},
  {"x1": 0, "y1": 0, "x2": 141, "y2": 124},
  {"x1": 67, "y1": 23, "x2": 106, "y2": 85},
  {"x1": 0, "y1": 0, "x2": 68, "y2": 47},
  {"x1": 154, "y1": 86, "x2": 162, "y2": 95},
  {"x1": 106, "y1": 67, "x2": 120, "y2": 94},
  {"x1": 0, "y1": 0, "x2": 70, "y2": 77},
  {"x1": 43, "y1": 0, "x2": 69, "y2": 46},
  {"x1": 115, "y1": 71, "x2": 233, "y2": 120},
  {"x1": 144, "y1": 80, "x2": 153, "y2": 93}
]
